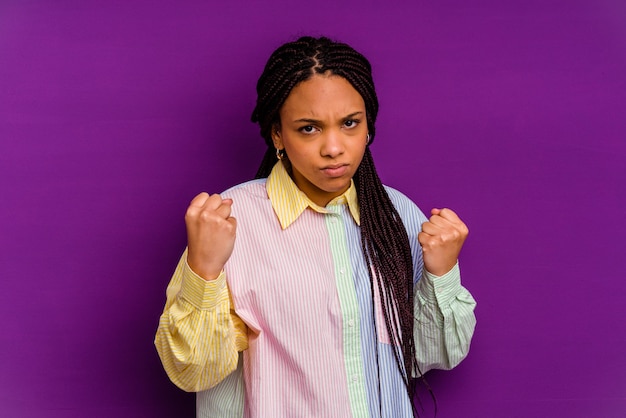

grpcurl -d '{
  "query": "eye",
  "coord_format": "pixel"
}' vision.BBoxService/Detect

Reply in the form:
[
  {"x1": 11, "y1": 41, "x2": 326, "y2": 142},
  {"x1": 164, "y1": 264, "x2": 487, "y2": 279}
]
[
  {"x1": 343, "y1": 119, "x2": 360, "y2": 129},
  {"x1": 299, "y1": 125, "x2": 319, "y2": 135}
]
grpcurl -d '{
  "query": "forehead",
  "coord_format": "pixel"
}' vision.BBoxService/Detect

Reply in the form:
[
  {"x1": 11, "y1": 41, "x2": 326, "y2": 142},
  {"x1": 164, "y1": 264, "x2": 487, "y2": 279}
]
[{"x1": 279, "y1": 74, "x2": 365, "y2": 119}]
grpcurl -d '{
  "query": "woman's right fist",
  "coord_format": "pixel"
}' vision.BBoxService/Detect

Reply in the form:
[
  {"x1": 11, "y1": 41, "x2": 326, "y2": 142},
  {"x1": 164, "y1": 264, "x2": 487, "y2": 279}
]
[{"x1": 185, "y1": 193, "x2": 237, "y2": 281}]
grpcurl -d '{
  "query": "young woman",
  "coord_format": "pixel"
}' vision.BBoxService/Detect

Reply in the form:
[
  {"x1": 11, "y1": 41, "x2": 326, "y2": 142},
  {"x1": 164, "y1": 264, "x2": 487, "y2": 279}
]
[{"x1": 155, "y1": 36, "x2": 476, "y2": 418}]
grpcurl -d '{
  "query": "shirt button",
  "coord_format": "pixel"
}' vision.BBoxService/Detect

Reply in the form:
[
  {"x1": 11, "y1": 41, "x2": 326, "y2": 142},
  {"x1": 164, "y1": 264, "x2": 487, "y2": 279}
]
[
  {"x1": 339, "y1": 268, "x2": 345, "y2": 275},
  {"x1": 331, "y1": 217, "x2": 338, "y2": 224},
  {"x1": 348, "y1": 319, "x2": 355, "y2": 327},
  {"x1": 352, "y1": 375, "x2": 358, "y2": 382}
]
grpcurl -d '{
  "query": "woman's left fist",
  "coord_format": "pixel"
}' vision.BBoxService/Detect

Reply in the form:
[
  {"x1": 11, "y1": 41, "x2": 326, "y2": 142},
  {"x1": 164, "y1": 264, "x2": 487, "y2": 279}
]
[{"x1": 418, "y1": 208, "x2": 469, "y2": 276}]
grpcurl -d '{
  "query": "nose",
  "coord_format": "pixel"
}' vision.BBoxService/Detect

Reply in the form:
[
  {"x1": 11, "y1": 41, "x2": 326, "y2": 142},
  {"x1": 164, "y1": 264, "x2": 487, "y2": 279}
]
[{"x1": 320, "y1": 129, "x2": 344, "y2": 158}]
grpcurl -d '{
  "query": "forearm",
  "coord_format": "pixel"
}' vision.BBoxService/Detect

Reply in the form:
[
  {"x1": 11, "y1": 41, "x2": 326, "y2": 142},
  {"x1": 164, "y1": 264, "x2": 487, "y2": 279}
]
[
  {"x1": 413, "y1": 263, "x2": 476, "y2": 376},
  {"x1": 155, "y1": 251, "x2": 248, "y2": 392}
]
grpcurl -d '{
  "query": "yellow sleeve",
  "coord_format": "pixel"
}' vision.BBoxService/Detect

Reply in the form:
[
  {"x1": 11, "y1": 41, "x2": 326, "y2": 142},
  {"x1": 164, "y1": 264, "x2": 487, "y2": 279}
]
[{"x1": 154, "y1": 249, "x2": 248, "y2": 392}]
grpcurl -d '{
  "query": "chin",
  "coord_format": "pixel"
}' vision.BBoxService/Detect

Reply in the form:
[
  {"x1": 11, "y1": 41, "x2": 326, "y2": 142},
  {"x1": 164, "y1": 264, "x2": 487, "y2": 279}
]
[{"x1": 321, "y1": 182, "x2": 351, "y2": 194}]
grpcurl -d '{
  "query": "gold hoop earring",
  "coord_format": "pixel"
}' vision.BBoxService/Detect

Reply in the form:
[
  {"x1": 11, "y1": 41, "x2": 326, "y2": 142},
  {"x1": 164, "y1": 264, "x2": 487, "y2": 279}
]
[
  {"x1": 366, "y1": 133, "x2": 371, "y2": 144},
  {"x1": 276, "y1": 148, "x2": 285, "y2": 160}
]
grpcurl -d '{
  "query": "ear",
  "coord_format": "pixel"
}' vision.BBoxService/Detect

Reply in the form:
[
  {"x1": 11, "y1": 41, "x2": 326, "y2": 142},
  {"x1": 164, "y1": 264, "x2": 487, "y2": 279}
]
[{"x1": 271, "y1": 123, "x2": 283, "y2": 149}]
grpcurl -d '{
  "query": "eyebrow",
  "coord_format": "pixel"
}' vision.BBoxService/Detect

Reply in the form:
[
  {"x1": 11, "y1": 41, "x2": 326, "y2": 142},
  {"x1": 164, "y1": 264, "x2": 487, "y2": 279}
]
[{"x1": 293, "y1": 111, "x2": 364, "y2": 124}]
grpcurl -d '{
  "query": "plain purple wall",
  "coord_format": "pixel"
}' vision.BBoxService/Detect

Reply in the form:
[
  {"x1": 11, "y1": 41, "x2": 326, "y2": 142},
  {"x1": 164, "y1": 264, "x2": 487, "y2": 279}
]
[{"x1": 1, "y1": 1, "x2": 624, "y2": 417}]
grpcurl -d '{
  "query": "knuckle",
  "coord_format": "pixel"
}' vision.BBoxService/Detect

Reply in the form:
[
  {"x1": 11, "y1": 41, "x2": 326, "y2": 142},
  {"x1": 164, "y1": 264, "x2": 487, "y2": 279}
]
[
  {"x1": 185, "y1": 207, "x2": 198, "y2": 219},
  {"x1": 191, "y1": 192, "x2": 208, "y2": 204},
  {"x1": 199, "y1": 210, "x2": 213, "y2": 222},
  {"x1": 444, "y1": 207, "x2": 456, "y2": 217}
]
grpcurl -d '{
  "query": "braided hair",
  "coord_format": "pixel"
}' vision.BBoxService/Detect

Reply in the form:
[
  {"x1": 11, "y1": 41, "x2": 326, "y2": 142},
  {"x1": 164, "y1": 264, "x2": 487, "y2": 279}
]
[{"x1": 251, "y1": 36, "x2": 424, "y2": 415}]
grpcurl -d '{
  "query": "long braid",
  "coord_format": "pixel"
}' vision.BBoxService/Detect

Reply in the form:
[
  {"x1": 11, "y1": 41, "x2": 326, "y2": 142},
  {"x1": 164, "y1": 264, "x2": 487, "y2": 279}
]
[
  {"x1": 251, "y1": 36, "x2": 426, "y2": 416},
  {"x1": 355, "y1": 148, "x2": 420, "y2": 402}
]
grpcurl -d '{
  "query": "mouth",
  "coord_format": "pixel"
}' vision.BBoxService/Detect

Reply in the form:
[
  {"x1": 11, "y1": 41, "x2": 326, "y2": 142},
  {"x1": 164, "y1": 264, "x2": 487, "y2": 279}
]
[{"x1": 321, "y1": 164, "x2": 349, "y2": 177}]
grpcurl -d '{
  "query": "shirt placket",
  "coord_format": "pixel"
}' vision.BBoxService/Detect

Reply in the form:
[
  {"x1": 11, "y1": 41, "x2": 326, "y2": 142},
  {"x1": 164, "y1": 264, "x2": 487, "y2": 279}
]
[{"x1": 325, "y1": 205, "x2": 369, "y2": 418}]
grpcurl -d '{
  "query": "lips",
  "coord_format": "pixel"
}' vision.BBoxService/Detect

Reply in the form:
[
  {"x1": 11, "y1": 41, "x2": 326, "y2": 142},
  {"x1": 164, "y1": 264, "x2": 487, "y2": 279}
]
[{"x1": 321, "y1": 164, "x2": 349, "y2": 177}]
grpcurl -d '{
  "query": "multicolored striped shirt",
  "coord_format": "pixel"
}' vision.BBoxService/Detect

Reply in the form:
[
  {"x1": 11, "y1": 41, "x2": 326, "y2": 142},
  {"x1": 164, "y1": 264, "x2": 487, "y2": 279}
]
[{"x1": 155, "y1": 162, "x2": 476, "y2": 418}]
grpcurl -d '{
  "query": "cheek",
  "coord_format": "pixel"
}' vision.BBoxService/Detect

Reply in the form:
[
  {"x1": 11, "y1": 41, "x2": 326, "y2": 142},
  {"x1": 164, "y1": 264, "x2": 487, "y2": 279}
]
[
  {"x1": 284, "y1": 141, "x2": 313, "y2": 160},
  {"x1": 353, "y1": 141, "x2": 367, "y2": 158}
]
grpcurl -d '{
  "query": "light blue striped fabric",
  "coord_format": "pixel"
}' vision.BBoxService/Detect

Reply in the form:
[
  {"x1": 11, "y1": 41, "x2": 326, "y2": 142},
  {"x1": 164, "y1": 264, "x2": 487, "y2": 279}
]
[{"x1": 339, "y1": 188, "x2": 424, "y2": 417}]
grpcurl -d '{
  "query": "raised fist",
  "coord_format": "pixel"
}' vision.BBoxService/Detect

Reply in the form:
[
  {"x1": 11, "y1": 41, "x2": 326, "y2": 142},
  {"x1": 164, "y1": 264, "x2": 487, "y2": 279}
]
[
  {"x1": 418, "y1": 208, "x2": 469, "y2": 277},
  {"x1": 185, "y1": 193, "x2": 237, "y2": 280}
]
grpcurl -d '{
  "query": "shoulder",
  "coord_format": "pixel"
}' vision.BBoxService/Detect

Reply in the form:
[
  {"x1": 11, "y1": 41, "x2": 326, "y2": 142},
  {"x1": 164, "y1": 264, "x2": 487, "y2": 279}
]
[
  {"x1": 383, "y1": 185, "x2": 428, "y2": 225},
  {"x1": 220, "y1": 178, "x2": 267, "y2": 200},
  {"x1": 219, "y1": 178, "x2": 271, "y2": 219}
]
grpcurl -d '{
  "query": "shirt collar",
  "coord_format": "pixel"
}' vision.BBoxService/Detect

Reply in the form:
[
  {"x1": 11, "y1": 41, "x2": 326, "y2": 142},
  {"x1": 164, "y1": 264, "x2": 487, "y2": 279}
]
[{"x1": 266, "y1": 161, "x2": 360, "y2": 229}]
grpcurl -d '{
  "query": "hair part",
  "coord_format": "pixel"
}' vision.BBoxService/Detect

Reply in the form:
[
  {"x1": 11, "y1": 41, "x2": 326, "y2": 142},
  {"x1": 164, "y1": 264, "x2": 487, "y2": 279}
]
[{"x1": 252, "y1": 36, "x2": 429, "y2": 416}]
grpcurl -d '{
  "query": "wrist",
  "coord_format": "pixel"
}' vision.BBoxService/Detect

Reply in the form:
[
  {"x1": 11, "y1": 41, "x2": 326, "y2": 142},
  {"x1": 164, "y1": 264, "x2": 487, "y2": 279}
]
[
  {"x1": 186, "y1": 257, "x2": 223, "y2": 281},
  {"x1": 424, "y1": 260, "x2": 458, "y2": 277}
]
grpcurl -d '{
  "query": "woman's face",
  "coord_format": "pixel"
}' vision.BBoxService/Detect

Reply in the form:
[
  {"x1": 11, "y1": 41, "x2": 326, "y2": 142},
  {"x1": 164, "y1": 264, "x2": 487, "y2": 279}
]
[{"x1": 272, "y1": 73, "x2": 368, "y2": 207}]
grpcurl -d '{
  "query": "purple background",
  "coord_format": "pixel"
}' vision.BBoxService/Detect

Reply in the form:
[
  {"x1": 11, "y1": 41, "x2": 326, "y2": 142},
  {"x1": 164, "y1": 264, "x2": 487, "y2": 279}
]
[{"x1": 1, "y1": 1, "x2": 624, "y2": 417}]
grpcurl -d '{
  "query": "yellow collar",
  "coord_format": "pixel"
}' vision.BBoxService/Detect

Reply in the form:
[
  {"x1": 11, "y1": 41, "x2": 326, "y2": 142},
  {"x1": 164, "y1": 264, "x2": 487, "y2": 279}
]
[{"x1": 266, "y1": 161, "x2": 360, "y2": 229}]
